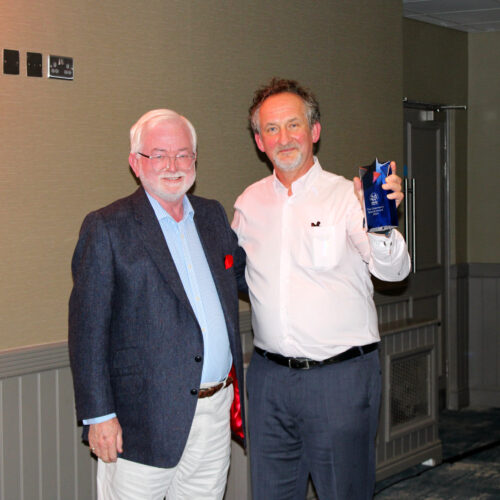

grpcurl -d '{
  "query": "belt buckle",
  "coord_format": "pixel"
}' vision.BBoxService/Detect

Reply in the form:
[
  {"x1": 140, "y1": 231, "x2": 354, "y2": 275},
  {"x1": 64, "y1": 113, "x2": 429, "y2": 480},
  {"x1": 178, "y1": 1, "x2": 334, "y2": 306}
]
[{"x1": 289, "y1": 357, "x2": 310, "y2": 370}]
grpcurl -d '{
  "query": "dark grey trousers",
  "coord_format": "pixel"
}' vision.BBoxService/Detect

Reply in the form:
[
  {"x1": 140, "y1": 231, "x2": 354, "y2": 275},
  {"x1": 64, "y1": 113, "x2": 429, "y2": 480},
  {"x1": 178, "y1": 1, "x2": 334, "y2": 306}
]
[{"x1": 246, "y1": 347, "x2": 381, "y2": 500}]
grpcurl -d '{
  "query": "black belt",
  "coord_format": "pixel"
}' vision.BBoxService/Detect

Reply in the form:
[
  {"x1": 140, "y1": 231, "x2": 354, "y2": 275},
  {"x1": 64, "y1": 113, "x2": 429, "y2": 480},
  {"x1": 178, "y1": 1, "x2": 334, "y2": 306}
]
[{"x1": 255, "y1": 343, "x2": 379, "y2": 370}]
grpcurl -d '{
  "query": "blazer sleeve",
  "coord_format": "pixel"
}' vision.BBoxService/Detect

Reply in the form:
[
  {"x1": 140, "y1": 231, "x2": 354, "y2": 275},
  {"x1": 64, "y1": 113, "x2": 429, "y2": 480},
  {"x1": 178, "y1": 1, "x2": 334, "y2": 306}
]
[
  {"x1": 216, "y1": 201, "x2": 247, "y2": 294},
  {"x1": 233, "y1": 239, "x2": 247, "y2": 294},
  {"x1": 68, "y1": 211, "x2": 116, "y2": 421}
]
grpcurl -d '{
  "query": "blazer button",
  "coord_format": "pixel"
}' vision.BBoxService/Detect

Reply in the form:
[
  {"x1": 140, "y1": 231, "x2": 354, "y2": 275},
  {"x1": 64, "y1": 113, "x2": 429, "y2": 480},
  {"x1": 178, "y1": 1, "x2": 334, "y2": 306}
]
[
  {"x1": 195, "y1": 355, "x2": 202, "y2": 362},
  {"x1": 191, "y1": 388, "x2": 198, "y2": 395}
]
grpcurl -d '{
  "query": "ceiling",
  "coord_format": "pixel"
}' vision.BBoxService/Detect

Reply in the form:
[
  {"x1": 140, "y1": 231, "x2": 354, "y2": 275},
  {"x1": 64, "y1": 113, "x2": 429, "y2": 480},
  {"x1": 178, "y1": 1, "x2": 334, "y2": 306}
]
[{"x1": 403, "y1": 0, "x2": 500, "y2": 32}]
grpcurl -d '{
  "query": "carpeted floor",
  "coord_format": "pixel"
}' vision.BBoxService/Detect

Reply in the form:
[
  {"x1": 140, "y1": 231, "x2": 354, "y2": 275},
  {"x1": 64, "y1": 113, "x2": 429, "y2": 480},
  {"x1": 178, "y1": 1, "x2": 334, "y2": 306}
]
[{"x1": 374, "y1": 407, "x2": 500, "y2": 499}]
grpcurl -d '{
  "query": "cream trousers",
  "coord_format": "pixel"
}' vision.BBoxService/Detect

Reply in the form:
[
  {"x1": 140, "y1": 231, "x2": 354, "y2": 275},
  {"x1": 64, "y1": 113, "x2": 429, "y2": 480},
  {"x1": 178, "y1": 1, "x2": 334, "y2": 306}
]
[{"x1": 97, "y1": 384, "x2": 233, "y2": 500}]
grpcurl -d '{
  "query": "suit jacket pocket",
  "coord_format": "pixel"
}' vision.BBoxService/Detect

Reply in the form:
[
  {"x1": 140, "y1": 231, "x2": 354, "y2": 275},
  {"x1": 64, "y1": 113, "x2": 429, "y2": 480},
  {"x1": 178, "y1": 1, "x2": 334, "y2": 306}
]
[{"x1": 112, "y1": 346, "x2": 141, "y2": 376}]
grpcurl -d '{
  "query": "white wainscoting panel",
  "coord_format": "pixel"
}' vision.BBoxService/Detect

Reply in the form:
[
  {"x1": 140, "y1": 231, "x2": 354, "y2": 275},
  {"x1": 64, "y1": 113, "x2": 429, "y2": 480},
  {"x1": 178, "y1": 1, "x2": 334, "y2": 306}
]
[
  {"x1": 0, "y1": 313, "x2": 253, "y2": 500},
  {"x1": 0, "y1": 354, "x2": 97, "y2": 500},
  {"x1": 468, "y1": 264, "x2": 500, "y2": 406}
]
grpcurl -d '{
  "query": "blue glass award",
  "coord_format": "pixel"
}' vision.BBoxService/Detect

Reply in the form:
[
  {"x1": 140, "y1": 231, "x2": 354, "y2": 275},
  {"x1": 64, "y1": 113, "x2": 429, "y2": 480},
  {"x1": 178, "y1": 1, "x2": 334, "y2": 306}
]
[{"x1": 359, "y1": 159, "x2": 398, "y2": 232}]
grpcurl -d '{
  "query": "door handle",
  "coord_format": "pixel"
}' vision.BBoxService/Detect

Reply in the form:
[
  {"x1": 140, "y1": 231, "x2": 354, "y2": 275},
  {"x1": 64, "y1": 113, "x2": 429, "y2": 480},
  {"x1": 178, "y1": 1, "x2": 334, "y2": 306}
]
[
  {"x1": 404, "y1": 177, "x2": 417, "y2": 274},
  {"x1": 404, "y1": 177, "x2": 409, "y2": 244},
  {"x1": 412, "y1": 178, "x2": 416, "y2": 273}
]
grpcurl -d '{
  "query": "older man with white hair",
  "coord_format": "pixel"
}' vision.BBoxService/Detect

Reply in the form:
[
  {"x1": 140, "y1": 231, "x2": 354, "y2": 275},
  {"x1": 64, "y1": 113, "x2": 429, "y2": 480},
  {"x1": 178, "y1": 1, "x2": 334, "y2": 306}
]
[{"x1": 69, "y1": 109, "x2": 246, "y2": 499}]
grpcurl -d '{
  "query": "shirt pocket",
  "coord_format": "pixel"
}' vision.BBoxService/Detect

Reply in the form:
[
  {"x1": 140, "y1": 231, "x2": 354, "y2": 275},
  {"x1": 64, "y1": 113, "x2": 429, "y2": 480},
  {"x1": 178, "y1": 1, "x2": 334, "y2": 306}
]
[{"x1": 297, "y1": 224, "x2": 344, "y2": 270}]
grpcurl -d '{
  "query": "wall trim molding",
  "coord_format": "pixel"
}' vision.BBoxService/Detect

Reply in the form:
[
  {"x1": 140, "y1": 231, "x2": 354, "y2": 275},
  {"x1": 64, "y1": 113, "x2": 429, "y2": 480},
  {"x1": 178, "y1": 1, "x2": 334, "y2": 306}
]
[
  {"x1": 238, "y1": 309, "x2": 252, "y2": 335},
  {"x1": 0, "y1": 310, "x2": 254, "y2": 380},
  {"x1": 451, "y1": 262, "x2": 500, "y2": 278},
  {"x1": 0, "y1": 341, "x2": 69, "y2": 379},
  {"x1": 468, "y1": 262, "x2": 500, "y2": 277}
]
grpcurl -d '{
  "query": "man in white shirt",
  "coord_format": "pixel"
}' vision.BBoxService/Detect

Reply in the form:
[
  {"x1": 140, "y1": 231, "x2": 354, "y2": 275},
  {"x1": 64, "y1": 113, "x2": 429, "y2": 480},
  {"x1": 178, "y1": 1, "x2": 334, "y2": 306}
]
[{"x1": 232, "y1": 78, "x2": 411, "y2": 500}]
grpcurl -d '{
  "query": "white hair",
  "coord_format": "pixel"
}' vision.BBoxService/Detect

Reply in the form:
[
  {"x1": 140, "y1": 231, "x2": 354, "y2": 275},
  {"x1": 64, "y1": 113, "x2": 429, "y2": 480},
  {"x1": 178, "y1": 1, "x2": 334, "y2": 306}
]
[{"x1": 130, "y1": 109, "x2": 197, "y2": 153}]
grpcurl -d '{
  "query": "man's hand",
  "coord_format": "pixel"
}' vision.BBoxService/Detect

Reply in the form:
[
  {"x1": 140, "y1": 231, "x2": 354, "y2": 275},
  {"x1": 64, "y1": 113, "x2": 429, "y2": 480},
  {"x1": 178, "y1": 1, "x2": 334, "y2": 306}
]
[
  {"x1": 88, "y1": 417, "x2": 123, "y2": 463},
  {"x1": 353, "y1": 161, "x2": 404, "y2": 208},
  {"x1": 382, "y1": 161, "x2": 403, "y2": 207}
]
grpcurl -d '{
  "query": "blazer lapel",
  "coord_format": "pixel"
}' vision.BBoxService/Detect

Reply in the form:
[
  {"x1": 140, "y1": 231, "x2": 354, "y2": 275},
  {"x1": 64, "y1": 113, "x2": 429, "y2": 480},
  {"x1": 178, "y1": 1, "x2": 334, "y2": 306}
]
[
  {"x1": 191, "y1": 197, "x2": 237, "y2": 336},
  {"x1": 131, "y1": 188, "x2": 196, "y2": 320}
]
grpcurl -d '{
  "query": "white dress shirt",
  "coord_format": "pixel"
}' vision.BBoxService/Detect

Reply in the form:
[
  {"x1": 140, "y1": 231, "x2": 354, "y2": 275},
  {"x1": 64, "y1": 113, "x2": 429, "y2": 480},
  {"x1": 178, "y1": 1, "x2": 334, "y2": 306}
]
[{"x1": 232, "y1": 158, "x2": 411, "y2": 360}]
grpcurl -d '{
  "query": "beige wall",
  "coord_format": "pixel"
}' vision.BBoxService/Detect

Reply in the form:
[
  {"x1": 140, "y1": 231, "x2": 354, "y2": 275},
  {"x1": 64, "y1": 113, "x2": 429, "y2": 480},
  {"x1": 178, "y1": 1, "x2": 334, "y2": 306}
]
[
  {"x1": 403, "y1": 20, "x2": 500, "y2": 265},
  {"x1": 403, "y1": 20, "x2": 468, "y2": 104},
  {"x1": 1, "y1": 0, "x2": 403, "y2": 350},
  {"x1": 403, "y1": 19, "x2": 468, "y2": 264},
  {"x1": 468, "y1": 32, "x2": 500, "y2": 263}
]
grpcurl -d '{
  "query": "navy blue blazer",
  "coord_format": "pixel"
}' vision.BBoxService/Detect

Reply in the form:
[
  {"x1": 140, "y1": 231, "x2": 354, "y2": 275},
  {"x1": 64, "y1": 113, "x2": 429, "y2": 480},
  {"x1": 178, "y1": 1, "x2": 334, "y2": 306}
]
[{"x1": 68, "y1": 187, "x2": 246, "y2": 468}]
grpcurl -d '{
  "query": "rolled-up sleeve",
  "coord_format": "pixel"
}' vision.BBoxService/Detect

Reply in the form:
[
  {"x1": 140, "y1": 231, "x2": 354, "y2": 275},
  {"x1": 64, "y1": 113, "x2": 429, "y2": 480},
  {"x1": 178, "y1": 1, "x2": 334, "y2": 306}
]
[{"x1": 367, "y1": 230, "x2": 411, "y2": 282}]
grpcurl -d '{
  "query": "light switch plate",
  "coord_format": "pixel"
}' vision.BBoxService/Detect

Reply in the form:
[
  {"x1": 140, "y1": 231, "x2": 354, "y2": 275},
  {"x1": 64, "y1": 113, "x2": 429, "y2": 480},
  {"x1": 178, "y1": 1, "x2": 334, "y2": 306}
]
[
  {"x1": 27, "y1": 52, "x2": 43, "y2": 77},
  {"x1": 48, "y1": 55, "x2": 74, "y2": 80},
  {"x1": 3, "y1": 49, "x2": 20, "y2": 75}
]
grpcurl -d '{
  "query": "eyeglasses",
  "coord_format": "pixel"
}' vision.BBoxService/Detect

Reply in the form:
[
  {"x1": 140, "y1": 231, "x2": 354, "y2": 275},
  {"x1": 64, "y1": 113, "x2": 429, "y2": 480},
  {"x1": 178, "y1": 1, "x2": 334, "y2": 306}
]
[{"x1": 137, "y1": 152, "x2": 196, "y2": 169}]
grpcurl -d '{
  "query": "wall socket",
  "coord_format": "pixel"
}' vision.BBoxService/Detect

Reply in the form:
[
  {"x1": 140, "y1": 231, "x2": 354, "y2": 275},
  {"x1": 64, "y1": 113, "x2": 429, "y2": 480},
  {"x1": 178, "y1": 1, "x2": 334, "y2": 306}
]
[{"x1": 48, "y1": 55, "x2": 74, "y2": 80}]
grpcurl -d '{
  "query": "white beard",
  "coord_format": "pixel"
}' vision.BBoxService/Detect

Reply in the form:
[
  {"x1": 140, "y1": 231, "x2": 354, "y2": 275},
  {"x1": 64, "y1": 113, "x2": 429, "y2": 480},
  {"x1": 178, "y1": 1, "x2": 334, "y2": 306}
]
[
  {"x1": 143, "y1": 169, "x2": 196, "y2": 203},
  {"x1": 273, "y1": 145, "x2": 303, "y2": 172}
]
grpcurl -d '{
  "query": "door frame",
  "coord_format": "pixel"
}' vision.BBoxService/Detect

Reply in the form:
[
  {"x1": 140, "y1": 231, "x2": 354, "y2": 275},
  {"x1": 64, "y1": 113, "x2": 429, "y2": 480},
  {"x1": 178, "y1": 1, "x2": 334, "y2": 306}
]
[{"x1": 403, "y1": 101, "x2": 452, "y2": 409}]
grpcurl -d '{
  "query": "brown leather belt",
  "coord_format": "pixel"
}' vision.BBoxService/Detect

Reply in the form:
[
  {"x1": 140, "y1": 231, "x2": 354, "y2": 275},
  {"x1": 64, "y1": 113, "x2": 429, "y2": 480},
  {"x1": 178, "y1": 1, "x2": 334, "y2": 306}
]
[
  {"x1": 255, "y1": 343, "x2": 379, "y2": 370},
  {"x1": 198, "y1": 376, "x2": 233, "y2": 399}
]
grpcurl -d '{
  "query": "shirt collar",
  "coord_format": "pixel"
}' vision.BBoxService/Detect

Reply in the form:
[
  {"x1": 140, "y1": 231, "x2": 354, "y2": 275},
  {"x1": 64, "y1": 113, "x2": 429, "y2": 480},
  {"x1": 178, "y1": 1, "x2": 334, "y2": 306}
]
[
  {"x1": 272, "y1": 156, "x2": 322, "y2": 196},
  {"x1": 145, "y1": 192, "x2": 194, "y2": 223}
]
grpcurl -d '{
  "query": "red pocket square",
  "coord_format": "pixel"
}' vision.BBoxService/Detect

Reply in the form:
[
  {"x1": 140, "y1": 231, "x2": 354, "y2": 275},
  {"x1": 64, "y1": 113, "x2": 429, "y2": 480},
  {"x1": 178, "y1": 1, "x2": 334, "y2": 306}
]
[{"x1": 224, "y1": 254, "x2": 233, "y2": 269}]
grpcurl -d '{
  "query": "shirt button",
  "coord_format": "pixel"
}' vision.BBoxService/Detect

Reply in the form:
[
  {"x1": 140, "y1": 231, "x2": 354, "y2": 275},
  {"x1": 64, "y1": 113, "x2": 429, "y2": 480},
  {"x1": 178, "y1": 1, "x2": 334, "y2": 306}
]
[
  {"x1": 190, "y1": 388, "x2": 198, "y2": 395},
  {"x1": 195, "y1": 355, "x2": 202, "y2": 362}
]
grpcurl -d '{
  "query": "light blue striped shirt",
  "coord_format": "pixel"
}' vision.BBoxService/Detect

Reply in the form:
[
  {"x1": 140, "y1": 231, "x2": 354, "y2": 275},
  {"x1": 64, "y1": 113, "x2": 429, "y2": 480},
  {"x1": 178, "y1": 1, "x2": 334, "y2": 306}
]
[{"x1": 83, "y1": 194, "x2": 232, "y2": 425}]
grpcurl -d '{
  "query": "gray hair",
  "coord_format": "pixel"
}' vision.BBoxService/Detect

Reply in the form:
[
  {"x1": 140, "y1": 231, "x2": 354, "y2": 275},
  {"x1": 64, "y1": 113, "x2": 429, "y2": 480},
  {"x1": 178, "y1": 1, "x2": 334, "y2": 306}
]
[
  {"x1": 249, "y1": 78, "x2": 320, "y2": 134},
  {"x1": 130, "y1": 109, "x2": 197, "y2": 153}
]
